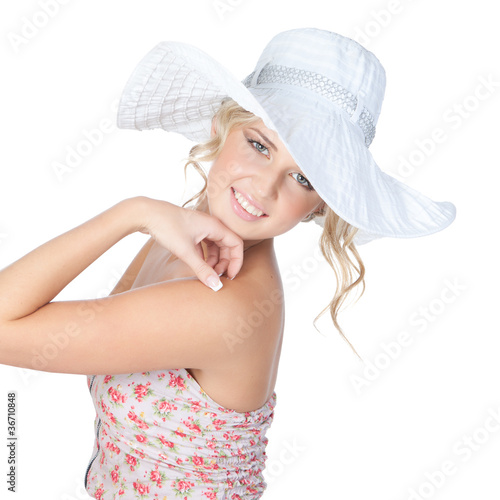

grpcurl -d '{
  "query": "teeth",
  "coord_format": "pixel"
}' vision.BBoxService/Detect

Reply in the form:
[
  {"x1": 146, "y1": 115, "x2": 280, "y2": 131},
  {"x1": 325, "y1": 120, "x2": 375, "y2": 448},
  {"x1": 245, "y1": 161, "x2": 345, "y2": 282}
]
[{"x1": 233, "y1": 189, "x2": 264, "y2": 217}]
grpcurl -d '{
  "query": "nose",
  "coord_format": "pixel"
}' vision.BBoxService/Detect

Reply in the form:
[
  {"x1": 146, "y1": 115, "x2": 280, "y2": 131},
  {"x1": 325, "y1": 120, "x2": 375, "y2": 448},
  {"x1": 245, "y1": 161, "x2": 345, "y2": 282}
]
[{"x1": 252, "y1": 164, "x2": 281, "y2": 200}]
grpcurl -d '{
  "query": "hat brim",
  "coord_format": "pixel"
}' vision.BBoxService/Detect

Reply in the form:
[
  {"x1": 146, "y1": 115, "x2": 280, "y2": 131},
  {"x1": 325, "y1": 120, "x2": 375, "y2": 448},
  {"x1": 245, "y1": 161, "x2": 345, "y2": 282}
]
[
  {"x1": 117, "y1": 41, "x2": 456, "y2": 245},
  {"x1": 117, "y1": 41, "x2": 278, "y2": 140}
]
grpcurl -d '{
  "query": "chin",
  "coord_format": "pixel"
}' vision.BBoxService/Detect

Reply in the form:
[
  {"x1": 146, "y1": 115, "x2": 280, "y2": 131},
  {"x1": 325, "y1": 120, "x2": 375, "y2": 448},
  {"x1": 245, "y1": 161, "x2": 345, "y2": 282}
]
[{"x1": 209, "y1": 202, "x2": 294, "y2": 240}]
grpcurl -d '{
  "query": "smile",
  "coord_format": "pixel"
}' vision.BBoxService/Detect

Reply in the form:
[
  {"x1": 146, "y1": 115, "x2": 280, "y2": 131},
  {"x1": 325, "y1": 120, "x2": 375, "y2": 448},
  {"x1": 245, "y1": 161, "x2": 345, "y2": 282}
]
[{"x1": 231, "y1": 188, "x2": 268, "y2": 220}]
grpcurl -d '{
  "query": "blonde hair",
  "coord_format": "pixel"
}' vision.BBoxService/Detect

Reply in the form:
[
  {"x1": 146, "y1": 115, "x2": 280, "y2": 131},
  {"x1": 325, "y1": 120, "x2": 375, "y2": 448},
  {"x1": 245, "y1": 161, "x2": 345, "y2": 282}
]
[{"x1": 182, "y1": 98, "x2": 366, "y2": 358}]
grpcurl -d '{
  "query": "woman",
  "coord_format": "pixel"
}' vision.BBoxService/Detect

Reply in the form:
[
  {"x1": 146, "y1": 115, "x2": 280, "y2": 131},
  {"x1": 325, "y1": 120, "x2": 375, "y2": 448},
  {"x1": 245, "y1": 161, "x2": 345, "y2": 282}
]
[{"x1": 0, "y1": 28, "x2": 455, "y2": 499}]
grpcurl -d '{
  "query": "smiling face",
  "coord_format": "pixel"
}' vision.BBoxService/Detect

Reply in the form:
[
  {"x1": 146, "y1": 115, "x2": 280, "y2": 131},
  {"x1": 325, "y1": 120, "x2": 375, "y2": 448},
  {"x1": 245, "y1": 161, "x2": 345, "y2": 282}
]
[{"x1": 205, "y1": 118, "x2": 325, "y2": 244}]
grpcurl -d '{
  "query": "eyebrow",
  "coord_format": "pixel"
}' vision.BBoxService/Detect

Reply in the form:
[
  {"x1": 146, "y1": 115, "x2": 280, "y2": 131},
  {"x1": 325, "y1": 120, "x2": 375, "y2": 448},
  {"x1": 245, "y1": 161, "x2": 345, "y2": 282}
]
[{"x1": 248, "y1": 127, "x2": 278, "y2": 152}]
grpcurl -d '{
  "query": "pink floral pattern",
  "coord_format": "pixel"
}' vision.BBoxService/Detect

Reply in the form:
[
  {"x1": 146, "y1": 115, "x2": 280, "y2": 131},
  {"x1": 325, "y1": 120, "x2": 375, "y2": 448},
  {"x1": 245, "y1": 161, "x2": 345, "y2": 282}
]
[{"x1": 85, "y1": 369, "x2": 276, "y2": 499}]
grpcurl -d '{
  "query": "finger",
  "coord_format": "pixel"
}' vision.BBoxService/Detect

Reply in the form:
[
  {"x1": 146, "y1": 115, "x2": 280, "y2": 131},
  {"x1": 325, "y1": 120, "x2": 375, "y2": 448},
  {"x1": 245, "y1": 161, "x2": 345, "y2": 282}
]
[
  {"x1": 225, "y1": 242, "x2": 244, "y2": 279},
  {"x1": 195, "y1": 242, "x2": 205, "y2": 262},
  {"x1": 205, "y1": 228, "x2": 244, "y2": 279},
  {"x1": 214, "y1": 260, "x2": 229, "y2": 277},
  {"x1": 206, "y1": 253, "x2": 219, "y2": 269},
  {"x1": 182, "y1": 247, "x2": 224, "y2": 292},
  {"x1": 213, "y1": 245, "x2": 231, "y2": 276},
  {"x1": 204, "y1": 240, "x2": 220, "y2": 269},
  {"x1": 211, "y1": 241, "x2": 243, "y2": 279}
]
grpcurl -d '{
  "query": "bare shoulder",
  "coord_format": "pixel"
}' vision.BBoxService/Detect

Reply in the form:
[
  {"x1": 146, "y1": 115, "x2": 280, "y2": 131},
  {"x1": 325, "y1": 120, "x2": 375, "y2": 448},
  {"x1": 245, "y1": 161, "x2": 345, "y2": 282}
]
[
  {"x1": 218, "y1": 241, "x2": 284, "y2": 357},
  {"x1": 3, "y1": 238, "x2": 284, "y2": 377},
  {"x1": 187, "y1": 240, "x2": 285, "y2": 412}
]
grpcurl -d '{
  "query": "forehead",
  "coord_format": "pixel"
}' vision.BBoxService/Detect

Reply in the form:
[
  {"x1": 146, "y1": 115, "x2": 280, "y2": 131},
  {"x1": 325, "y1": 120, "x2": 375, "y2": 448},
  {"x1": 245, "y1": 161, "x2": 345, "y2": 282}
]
[{"x1": 249, "y1": 119, "x2": 278, "y2": 141}]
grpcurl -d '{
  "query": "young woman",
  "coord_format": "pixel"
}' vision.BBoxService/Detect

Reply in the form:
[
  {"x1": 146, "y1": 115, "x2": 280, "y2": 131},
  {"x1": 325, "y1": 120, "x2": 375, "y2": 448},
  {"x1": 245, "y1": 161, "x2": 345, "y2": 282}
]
[{"x1": 0, "y1": 28, "x2": 455, "y2": 499}]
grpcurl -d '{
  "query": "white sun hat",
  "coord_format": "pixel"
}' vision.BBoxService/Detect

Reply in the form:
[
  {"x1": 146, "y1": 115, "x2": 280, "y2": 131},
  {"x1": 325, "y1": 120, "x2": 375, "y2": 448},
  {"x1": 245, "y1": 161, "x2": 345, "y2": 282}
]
[{"x1": 117, "y1": 28, "x2": 456, "y2": 245}]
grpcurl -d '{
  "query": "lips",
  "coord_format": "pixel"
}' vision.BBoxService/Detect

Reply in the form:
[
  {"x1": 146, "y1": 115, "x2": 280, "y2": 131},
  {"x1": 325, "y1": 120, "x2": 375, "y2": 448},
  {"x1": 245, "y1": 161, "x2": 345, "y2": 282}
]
[{"x1": 230, "y1": 187, "x2": 268, "y2": 221}]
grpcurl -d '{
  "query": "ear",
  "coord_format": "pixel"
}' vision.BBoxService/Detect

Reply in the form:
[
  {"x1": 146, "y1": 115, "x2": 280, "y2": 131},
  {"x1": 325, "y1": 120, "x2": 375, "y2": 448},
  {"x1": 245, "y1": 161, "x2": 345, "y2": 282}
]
[{"x1": 316, "y1": 201, "x2": 326, "y2": 214}]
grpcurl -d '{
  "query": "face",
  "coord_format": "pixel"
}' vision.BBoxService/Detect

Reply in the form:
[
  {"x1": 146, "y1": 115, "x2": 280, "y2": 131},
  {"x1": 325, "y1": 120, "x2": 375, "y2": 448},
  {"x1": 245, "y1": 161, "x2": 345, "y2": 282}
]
[{"x1": 206, "y1": 118, "x2": 325, "y2": 243}]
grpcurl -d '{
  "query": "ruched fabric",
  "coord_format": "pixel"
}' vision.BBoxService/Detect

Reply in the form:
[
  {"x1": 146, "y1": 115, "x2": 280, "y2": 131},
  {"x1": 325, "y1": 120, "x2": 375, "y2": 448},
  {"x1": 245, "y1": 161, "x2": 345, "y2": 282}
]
[{"x1": 85, "y1": 369, "x2": 276, "y2": 499}]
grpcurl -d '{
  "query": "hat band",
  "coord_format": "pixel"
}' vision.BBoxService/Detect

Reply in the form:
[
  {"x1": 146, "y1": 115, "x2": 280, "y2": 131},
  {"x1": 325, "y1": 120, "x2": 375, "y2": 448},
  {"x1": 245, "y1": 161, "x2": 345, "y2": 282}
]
[{"x1": 242, "y1": 64, "x2": 376, "y2": 147}]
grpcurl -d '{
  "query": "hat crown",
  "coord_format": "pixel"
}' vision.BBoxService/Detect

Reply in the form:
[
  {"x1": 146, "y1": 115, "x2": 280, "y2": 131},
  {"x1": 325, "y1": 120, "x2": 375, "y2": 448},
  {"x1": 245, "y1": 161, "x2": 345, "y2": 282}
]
[{"x1": 247, "y1": 28, "x2": 386, "y2": 127}]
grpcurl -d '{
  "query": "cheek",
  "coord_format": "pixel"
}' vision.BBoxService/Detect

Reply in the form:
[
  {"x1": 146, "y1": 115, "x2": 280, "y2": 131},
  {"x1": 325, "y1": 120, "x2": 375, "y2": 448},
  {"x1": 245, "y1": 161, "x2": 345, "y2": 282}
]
[
  {"x1": 286, "y1": 203, "x2": 322, "y2": 229},
  {"x1": 271, "y1": 203, "x2": 309, "y2": 233},
  {"x1": 284, "y1": 204, "x2": 305, "y2": 220},
  {"x1": 207, "y1": 164, "x2": 233, "y2": 199},
  {"x1": 207, "y1": 158, "x2": 248, "y2": 199},
  {"x1": 285, "y1": 194, "x2": 319, "y2": 219}
]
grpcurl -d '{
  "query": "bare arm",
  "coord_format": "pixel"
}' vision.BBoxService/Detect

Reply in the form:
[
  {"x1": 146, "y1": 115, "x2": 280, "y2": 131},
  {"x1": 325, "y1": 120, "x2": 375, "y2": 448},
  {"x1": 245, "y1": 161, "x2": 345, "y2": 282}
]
[
  {"x1": 0, "y1": 196, "x2": 243, "y2": 322},
  {"x1": 0, "y1": 198, "x2": 140, "y2": 322},
  {"x1": 0, "y1": 196, "x2": 255, "y2": 375}
]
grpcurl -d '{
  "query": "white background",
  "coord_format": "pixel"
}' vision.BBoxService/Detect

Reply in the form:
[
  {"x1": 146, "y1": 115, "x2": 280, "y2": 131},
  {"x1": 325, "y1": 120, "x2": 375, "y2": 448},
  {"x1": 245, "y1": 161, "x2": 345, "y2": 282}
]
[{"x1": 0, "y1": 1, "x2": 499, "y2": 499}]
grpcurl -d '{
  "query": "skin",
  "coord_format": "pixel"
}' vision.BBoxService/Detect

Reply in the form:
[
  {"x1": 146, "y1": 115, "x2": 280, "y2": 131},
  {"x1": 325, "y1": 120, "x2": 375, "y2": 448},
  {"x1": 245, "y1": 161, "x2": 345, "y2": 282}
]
[
  {"x1": 129, "y1": 118, "x2": 326, "y2": 409},
  {"x1": 0, "y1": 116, "x2": 325, "y2": 412},
  {"x1": 204, "y1": 117, "x2": 325, "y2": 247}
]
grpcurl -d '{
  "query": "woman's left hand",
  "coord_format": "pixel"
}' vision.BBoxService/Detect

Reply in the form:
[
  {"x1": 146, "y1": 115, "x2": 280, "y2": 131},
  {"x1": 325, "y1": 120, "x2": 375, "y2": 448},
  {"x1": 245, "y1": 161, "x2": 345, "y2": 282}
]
[{"x1": 135, "y1": 196, "x2": 244, "y2": 291}]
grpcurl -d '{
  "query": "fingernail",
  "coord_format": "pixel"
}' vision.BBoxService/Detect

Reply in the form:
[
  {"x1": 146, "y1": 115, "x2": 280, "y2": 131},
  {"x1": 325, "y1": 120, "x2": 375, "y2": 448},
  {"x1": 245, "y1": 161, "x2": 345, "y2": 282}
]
[
  {"x1": 207, "y1": 275, "x2": 223, "y2": 292},
  {"x1": 230, "y1": 275, "x2": 236, "y2": 280},
  {"x1": 218, "y1": 272, "x2": 224, "y2": 277}
]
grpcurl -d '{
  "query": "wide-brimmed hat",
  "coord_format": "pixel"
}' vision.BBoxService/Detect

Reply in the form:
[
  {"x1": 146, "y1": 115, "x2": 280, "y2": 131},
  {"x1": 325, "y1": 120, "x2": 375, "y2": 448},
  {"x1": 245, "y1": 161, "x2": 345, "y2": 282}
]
[{"x1": 117, "y1": 28, "x2": 456, "y2": 245}]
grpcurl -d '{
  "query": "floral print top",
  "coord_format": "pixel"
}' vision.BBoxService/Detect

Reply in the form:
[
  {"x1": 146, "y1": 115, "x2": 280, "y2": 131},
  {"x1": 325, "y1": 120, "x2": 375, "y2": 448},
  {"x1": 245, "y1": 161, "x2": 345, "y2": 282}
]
[{"x1": 84, "y1": 369, "x2": 277, "y2": 499}]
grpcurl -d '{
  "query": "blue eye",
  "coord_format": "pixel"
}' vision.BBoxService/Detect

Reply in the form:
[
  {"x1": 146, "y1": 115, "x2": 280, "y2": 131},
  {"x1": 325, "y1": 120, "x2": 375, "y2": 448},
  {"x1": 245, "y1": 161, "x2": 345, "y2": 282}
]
[
  {"x1": 291, "y1": 172, "x2": 314, "y2": 191},
  {"x1": 247, "y1": 138, "x2": 270, "y2": 157}
]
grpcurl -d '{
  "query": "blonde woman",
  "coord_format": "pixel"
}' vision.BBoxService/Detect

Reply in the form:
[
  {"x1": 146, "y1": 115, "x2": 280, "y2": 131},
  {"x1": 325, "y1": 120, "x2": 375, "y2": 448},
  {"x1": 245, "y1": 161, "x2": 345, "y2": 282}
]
[{"x1": 0, "y1": 28, "x2": 455, "y2": 499}]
